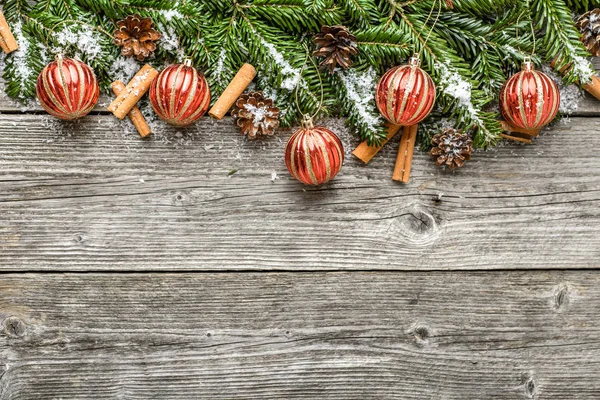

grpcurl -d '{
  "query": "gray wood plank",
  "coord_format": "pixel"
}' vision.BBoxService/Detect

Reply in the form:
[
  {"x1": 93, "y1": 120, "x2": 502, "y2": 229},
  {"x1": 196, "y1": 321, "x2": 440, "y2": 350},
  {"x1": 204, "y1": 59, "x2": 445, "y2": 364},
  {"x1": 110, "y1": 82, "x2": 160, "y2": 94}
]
[
  {"x1": 0, "y1": 114, "x2": 599, "y2": 271},
  {"x1": 0, "y1": 271, "x2": 599, "y2": 399}
]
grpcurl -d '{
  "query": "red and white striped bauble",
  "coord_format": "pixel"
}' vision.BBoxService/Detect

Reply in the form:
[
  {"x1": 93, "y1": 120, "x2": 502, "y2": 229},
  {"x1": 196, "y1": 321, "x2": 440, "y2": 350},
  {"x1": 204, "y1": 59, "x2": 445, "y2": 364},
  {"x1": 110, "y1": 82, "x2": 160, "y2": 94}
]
[
  {"x1": 36, "y1": 55, "x2": 100, "y2": 120},
  {"x1": 375, "y1": 55, "x2": 436, "y2": 126},
  {"x1": 149, "y1": 60, "x2": 211, "y2": 126},
  {"x1": 500, "y1": 60, "x2": 560, "y2": 130},
  {"x1": 285, "y1": 116, "x2": 344, "y2": 186}
]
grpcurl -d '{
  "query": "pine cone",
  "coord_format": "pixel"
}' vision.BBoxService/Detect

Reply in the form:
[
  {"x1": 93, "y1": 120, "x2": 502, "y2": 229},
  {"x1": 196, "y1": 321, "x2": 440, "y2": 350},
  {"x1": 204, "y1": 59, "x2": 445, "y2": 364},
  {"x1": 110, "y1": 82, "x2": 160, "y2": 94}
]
[
  {"x1": 231, "y1": 92, "x2": 280, "y2": 139},
  {"x1": 313, "y1": 25, "x2": 358, "y2": 74},
  {"x1": 576, "y1": 9, "x2": 600, "y2": 56},
  {"x1": 114, "y1": 15, "x2": 161, "y2": 61},
  {"x1": 429, "y1": 128, "x2": 473, "y2": 170}
]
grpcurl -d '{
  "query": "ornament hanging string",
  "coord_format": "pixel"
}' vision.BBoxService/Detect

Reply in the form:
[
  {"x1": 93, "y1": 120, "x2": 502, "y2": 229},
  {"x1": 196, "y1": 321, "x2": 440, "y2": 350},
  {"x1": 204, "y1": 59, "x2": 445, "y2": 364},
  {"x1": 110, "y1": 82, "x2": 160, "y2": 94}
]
[
  {"x1": 294, "y1": 42, "x2": 324, "y2": 122},
  {"x1": 417, "y1": 0, "x2": 443, "y2": 59},
  {"x1": 515, "y1": 2, "x2": 537, "y2": 59}
]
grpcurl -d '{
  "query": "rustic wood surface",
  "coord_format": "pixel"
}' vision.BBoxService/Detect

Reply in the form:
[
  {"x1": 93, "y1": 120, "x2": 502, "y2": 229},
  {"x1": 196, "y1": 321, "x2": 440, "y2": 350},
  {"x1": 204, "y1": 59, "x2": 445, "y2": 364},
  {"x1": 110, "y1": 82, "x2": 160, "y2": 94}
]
[
  {"x1": 0, "y1": 111, "x2": 599, "y2": 270},
  {"x1": 0, "y1": 271, "x2": 599, "y2": 399},
  {"x1": 1, "y1": 59, "x2": 600, "y2": 398}
]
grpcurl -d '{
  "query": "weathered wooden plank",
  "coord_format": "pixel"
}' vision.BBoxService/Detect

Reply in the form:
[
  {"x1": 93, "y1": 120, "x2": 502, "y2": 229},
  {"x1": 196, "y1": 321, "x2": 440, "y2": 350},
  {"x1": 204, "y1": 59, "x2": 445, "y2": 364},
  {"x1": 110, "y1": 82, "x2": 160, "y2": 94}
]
[
  {"x1": 0, "y1": 271, "x2": 598, "y2": 399},
  {"x1": 0, "y1": 114, "x2": 599, "y2": 270}
]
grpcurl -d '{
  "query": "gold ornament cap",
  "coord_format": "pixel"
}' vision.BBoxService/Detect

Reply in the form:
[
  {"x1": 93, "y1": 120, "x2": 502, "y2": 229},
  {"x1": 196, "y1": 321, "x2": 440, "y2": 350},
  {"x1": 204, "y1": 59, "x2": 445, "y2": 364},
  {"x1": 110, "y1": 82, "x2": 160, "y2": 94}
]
[
  {"x1": 300, "y1": 114, "x2": 314, "y2": 129},
  {"x1": 522, "y1": 57, "x2": 534, "y2": 72},
  {"x1": 409, "y1": 53, "x2": 421, "y2": 67}
]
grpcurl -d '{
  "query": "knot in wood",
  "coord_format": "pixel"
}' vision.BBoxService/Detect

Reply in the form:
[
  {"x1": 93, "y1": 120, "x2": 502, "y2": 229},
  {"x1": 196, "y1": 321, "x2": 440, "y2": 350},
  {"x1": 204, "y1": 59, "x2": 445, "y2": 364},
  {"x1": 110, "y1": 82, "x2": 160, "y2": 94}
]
[
  {"x1": 3, "y1": 316, "x2": 26, "y2": 338},
  {"x1": 521, "y1": 373, "x2": 538, "y2": 399},
  {"x1": 408, "y1": 323, "x2": 431, "y2": 346},
  {"x1": 391, "y1": 204, "x2": 440, "y2": 244},
  {"x1": 553, "y1": 283, "x2": 570, "y2": 311}
]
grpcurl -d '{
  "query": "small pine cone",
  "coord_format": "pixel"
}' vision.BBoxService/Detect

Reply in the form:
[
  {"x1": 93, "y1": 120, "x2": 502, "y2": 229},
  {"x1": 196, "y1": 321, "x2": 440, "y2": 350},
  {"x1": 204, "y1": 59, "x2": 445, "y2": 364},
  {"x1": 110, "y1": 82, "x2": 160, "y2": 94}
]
[
  {"x1": 313, "y1": 25, "x2": 359, "y2": 74},
  {"x1": 114, "y1": 14, "x2": 161, "y2": 61},
  {"x1": 429, "y1": 128, "x2": 473, "y2": 170},
  {"x1": 576, "y1": 9, "x2": 600, "y2": 56},
  {"x1": 231, "y1": 92, "x2": 280, "y2": 139}
]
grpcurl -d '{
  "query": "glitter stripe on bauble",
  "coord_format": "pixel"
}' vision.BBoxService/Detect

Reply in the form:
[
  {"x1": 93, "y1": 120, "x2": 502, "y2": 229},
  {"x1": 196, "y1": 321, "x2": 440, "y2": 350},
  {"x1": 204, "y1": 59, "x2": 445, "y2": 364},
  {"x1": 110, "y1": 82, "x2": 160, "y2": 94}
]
[
  {"x1": 149, "y1": 60, "x2": 211, "y2": 126},
  {"x1": 36, "y1": 55, "x2": 100, "y2": 120},
  {"x1": 375, "y1": 55, "x2": 436, "y2": 126},
  {"x1": 500, "y1": 60, "x2": 560, "y2": 130},
  {"x1": 285, "y1": 116, "x2": 344, "y2": 186}
]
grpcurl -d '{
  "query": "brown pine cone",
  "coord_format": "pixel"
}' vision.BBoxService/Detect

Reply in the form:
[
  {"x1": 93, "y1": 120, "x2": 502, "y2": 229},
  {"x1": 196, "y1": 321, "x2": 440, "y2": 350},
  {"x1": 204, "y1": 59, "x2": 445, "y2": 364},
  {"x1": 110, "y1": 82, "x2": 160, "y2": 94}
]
[
  {"x1": 576, "y1": 9, "x2": 600, "y2": 56},
  {"x1": 430, "y1": 128, "x2": 473, "y2": 170},
  {"x1": 114, "y1": 15, "x2": 161, "y2": 61},
  {"x1": 313, "y1": 25, "x2": 358, "y2": 74},
  {"x1": 231, "y1": 92, "x2": 280, "y2": 139}
]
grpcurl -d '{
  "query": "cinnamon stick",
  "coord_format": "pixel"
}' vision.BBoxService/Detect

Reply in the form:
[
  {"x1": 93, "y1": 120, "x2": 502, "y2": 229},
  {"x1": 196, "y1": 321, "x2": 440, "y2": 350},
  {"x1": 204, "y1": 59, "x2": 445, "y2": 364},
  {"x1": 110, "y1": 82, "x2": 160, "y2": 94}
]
[
  {"x1": 209, "y1": 63, "x2": 257, "y2": 119},
  {"x1": 352, "y1": 123, "x2": 402, "y2": 164},
  {"x1": 583, "y1": 75, "x2": 600, "y2": 102},
  {"x1": 0, "y1": 10, "x2": 18, "y2": 54},
  {"x1": 392, "y1": 124, "x2": 419, "y2": 183},
  {"x1": 108, "y1": 64, "x2": 158, "y2": 120},
  {"x1": 500, "y1": 133, "x2": 532, "y2": 144},
  {"x1": 111, "y1": 80, "x2": 151, "y2": 138},
  {"x1": 500, "y1": 120, "x2": 539, "y2": 137}
]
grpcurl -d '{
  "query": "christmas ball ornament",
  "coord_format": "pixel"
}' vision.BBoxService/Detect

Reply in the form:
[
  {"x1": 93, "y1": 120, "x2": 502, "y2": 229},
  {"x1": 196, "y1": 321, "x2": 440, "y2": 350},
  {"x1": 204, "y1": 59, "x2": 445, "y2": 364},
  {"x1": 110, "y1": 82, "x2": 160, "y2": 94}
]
[
  {"x1": 285, "y1": 115, "x2": 344, "y2": 185},
  {"x1": 375, "y1": 54, "x2": 436, "y2": 126},
  {"x1": 500, "y1": 60, "x2": 560, "y2": 130},
  {"x1": 149, "y1": 60, "x2": 211, "y2": 126},
  {"x1": 36, "y1": 55, "x2": 100, "y2": 120}
]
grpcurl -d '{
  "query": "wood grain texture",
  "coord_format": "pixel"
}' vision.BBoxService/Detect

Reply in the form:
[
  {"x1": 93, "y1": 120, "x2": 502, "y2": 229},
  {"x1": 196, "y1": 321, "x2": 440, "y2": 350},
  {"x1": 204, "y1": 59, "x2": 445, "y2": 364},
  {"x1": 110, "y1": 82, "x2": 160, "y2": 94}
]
[
  {"x1": 0, "y1": 271, "x2": 599, "y2": 399},
  {"x1": 0, "y1": 113, "x2": 599, "y2": 270}
]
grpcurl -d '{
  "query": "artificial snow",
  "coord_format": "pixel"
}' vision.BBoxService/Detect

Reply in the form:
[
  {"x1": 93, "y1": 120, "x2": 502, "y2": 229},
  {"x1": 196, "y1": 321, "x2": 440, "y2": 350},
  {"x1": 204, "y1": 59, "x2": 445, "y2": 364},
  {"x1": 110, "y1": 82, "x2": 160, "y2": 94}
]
[
  {"x1": 436, "y1": 62, "x2": 480, "y2": 122},
  {"x1": 540, "y1": 64, "x2": 584, "y2": 116},
  {"x1": 213, "y1": 48, "x2": 228, "y2": 87},
  {"x1": 8, "y1": 21, "x2": 35, "y2": 94},
  {"x1": 110, "y1": 57, "x2": 140, "y2": 83},
  {"x1": 257, "y1": 34, "x2": 302, "y2": 91},
  {"x1": 564, "y1": 42, "x2": 595, "y2": 84},
  {"x1": 162, "y1": 10, "x2": 184, "y2": 22},
  {"x1": 53, "y1": 26, "x2": 102, "y2": 61},
  {"x1": 243, "y1": 103, "x2": 279, "y2": 131},
  {"x1": 337, "y1": 68, "x2": 382, "y2": 132},
  {"x1": 160, "y1": 24, "x2": 179, "y2": 52}
]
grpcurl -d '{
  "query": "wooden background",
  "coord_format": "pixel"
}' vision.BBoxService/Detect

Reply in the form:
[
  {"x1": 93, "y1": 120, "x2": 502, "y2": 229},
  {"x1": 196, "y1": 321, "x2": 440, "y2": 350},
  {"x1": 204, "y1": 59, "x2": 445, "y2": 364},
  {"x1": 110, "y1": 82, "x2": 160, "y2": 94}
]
[{"x1": 1, "y1": 63, "x2": 599, "y2": 398}]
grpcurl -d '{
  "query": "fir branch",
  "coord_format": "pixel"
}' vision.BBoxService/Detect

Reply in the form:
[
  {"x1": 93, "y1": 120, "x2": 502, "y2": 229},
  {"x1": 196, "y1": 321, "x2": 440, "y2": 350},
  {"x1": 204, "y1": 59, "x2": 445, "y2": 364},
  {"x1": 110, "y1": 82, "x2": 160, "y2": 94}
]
[
  {"x1": 354, "y1": 26, "x2": 412, "y2": 73},
  {"x1": 335, "y1": 68, "x2": 387, "y2": 145},
  {"x1": 241, "y1": 0, "x2": 341, "y2": 32},
  {"x1": 532, "y1": 0, "x2": 594, "y2": 84}
]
